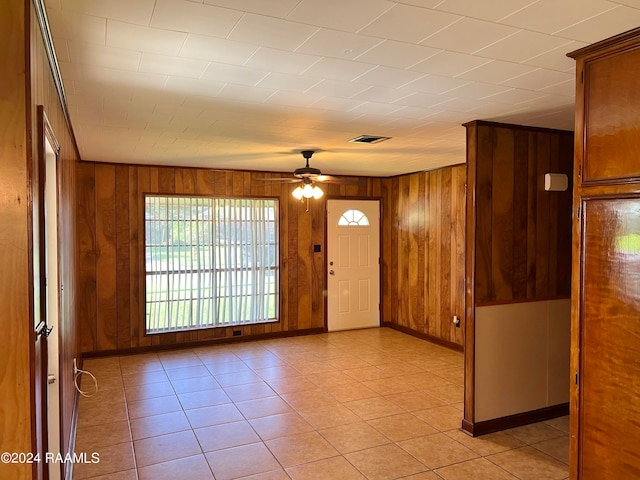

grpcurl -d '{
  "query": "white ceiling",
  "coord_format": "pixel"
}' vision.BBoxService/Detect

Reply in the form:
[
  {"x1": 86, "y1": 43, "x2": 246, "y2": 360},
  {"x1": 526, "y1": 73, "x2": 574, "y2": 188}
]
[{"x1": 44, "y1": 0, "x2": 640, "y2": 176}]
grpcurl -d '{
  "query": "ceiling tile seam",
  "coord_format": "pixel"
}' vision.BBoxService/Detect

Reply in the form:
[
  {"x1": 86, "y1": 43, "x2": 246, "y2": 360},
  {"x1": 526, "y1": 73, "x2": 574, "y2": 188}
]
[
  {"x1": 197, "y1": 61, "x2": 213, "y2": 80},
  {"x1": 351, "y1": 38, "x2": 390, "y2": 64},
  {"x1": 395, "y1": 71, "x2": 430, "y2": 91},
  {"x1": 301, "y1": 77, "x2": 326, "y2": 95},
  {"x1": 487, "y1": 83, "x2": 557, "y2": 101},
  {"x1": 496, "y1": 67, "x2": 551, "y2": 88},
  {"x1": 519, "y1": 40, "x2": 580, "y2": 67},
  {"x1": 383, "y1": 104, "x2": 418, "y2": 118},
  {"x1": 241, "y1": 45, "x2": 259, "y2": 68},
  {"x1": 470, "y1": 28, "x2": 523, "y2": 56},
  {"x1": 448, "y1": 59, "x2": 493, "y2": 80},
  {"x1": 478, "y1": 88, "x2": 534, "y2": 104},
  {"x1": 412, "y1": 47, "x2": 552, "y2": 78},
  {"x1": 388, "y1": 90, "x2": 439, "y2": 108},
  {"x1": 283, "y1": 0, "x2": 302, "y2": 20},
  {"x1": 550, "y1": 3, "x2": 622, "y2": 37},
  {"x1": 297, "y1": 54, "x2": 328, "y2": 78},
  {"x1": 174, "y1": 28, "x2": 193, "y2": 62},
  {"x1": 431, "y1": 0, "x2": 448, "y2": 10},
  {"x1": 417, "y1": 15, "x2": 465, "y2": 45},
  {"x1": 224, "y1": 10, "x2": 249, "y2": 41},
  {"x1": 291, "y1": 26, "x2": 331, "y2": 54},
  {"x1": 99, "y1": 14, "x2": 107, "y2": 46},
  {"x1": 428, "y1": 0, "x2": 532, "y2": 27},
  {"x1": 353, "y1": 1, "x2": 397, "y2": 36},
  {"x1": 537, "y1": 77, "x2": 576, "y2": 93},
  {"x1": 494, "y1": 0, "x2": 542, "y2": 24},
  {"x1": 443, "y1": 58, "x2": 494, "y2": 79},
  {"x1": 423, "y1": 96, "x2": 459, "y2": 110},
  {"x1": 146, "y1": 0, "x2": 158, "y2": 27},
  {"x1": 404, "y1": 49, "x2": 445, "y2": 72},
  {"x1": 260, "y1": 87, "x2": 280, "y2": 105}
]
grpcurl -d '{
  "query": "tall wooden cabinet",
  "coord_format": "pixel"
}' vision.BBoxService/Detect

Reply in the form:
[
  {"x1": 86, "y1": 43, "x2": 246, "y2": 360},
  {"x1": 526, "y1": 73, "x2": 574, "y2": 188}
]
[{"x1": 568, "y1": 28, "x2": 640, "y2": 479}]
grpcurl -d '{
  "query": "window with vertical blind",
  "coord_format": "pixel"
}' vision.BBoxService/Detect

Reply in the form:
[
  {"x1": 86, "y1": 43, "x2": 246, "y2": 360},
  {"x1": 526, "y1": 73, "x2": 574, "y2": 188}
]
[{"x1": 144, "y1": 195, "x2": 279, "y2": 334}]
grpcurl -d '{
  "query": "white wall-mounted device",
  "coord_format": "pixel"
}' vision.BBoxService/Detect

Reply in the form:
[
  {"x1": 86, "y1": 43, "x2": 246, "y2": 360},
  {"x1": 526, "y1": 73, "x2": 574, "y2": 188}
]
[{"x1": 544, "y1": 173, "x2": 568, "y2": 192}]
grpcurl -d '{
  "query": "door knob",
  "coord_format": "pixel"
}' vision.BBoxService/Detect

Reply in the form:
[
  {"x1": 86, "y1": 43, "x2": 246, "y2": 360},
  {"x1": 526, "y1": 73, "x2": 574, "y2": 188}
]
[{"x1": 329, "y1": 270, "x2": 335, "y2": 275}]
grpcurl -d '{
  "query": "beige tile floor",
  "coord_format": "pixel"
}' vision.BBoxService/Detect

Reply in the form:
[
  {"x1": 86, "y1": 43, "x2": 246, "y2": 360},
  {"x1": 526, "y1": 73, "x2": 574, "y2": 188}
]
[{"x1": 73, "y1": 328, "x2": 569, "y2": 480}]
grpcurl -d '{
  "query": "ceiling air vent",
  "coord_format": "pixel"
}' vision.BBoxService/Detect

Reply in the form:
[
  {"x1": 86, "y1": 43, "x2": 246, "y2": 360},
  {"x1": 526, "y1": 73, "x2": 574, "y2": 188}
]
[{"x1": 349, "y1": 135, "x2": 391, "y2": 144}]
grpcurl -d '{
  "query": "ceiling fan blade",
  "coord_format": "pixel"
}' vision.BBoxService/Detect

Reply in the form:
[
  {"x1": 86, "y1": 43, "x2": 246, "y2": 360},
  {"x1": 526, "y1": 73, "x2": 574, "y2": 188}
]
[
  {"x1": 256, "y1": 177, "x2": 301, "y2": 183},
  {"x1": 315, "y1": 175, "x2": 359, "y2": 183}
]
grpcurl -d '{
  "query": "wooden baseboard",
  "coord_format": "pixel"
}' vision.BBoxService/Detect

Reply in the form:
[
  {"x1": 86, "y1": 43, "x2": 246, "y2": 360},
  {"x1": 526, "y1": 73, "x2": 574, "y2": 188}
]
[
  {"x1": 461, "y1": 403, "x2": 570, "y2": 437},
  {"x1": 82, "y1": 328, "x2": 325, "y2": 358},
  {"x1": 382, "y1": 322, "x2": 464, "y2": 352}
]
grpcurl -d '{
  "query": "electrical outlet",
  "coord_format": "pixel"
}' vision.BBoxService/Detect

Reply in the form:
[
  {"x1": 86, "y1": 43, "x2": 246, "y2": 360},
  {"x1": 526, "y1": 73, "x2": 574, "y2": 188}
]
[
  {"x1": 73, "y1": 358, "x2": 78, "y2": 374},
  {"x1": 453, "y1": 315, "x2": 461, "y2": 328}
]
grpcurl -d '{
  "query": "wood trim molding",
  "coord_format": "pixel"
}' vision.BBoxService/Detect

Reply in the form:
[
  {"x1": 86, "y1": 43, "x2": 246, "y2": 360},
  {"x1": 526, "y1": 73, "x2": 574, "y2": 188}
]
[
  {"x1": 461, "y1": 403, "x2": 570, "y2": 437},
  {"x1": 382, "y1": 322, "x2": 464, "y2": 352},
  {"x1": 31, "y1": 0, "x2": 81, "y2": 159},
  {"x1": 81, "y1": 327, "x2": 325, "y2": 358},
  {"x1": 567, "y1": 26, "x2": 640, "y2": 59},
  {"x1": 64, "y1": 389, "x2": 80, "y2": 480},
  {"x1": 462, "y1": 119, "x2": 573, "y2": 136},
  {"x1": 463, "y1": 122, "x2": 478, "y2": 430},
  {"x1": 475, "y1": 295, "x2": 571, "y2": 307}
]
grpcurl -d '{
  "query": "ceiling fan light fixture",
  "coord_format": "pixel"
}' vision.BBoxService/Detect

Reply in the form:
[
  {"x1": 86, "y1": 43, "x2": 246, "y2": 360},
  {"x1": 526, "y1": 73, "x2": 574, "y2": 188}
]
[
  {"x1": 312, "y1": 185, "x2": 324, "y2": 199},
  {"x1": 302, "y1": 183, "x2": 315, "y2": 198},
  {"x1": 292, "y1": 186, "x2": 304, "y2": 200},
  {"x1": 292, "y1": 183, "x2": 323, "y2": 200}
]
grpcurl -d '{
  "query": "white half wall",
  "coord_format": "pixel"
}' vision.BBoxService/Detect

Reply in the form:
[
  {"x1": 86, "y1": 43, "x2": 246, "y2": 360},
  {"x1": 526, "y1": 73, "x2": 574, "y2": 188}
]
[{"x1": 475, "y1": 299, "x2": 571, "y2": 422}]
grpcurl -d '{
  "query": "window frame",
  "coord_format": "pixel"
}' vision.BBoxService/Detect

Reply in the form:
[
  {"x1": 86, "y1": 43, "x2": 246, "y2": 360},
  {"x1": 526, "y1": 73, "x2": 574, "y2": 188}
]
[
  {"x1": 338, "y1": 208, "x2": 370, "y2": 226},
  {"x1": 142, "y1": 193, "x2": 281, "y2": 335}
]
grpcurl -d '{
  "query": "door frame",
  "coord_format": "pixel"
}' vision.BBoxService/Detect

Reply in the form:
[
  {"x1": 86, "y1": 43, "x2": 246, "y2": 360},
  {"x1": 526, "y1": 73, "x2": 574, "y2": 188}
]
[
  {"x1": 31, "y1": 106, "x2": 61, "y2": 480},
  {"x1": 324, "y1": 196, "x2": 383, "y2": 331}
]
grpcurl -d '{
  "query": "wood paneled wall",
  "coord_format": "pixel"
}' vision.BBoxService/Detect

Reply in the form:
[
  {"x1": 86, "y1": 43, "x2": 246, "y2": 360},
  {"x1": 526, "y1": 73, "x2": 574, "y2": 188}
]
[
  {"x1": 463, "y1": 120, "x2": 573, "y2": 434},
  {"x1": 0, "y1": 2, "x2": 79, "y2": 479},
  {"x1": 76, "y1": 160, "x2": 467, "y2": 354},
  {"x1": 0, "y1": 2, "x2": 32, "y2": 478},
  {"x1": 29, "y1": 2, "x2": 80, "y2": 476},
  {"x1": 467, "y1": 121, "x2": 573, "y2": 305},
  {"x1": 76, "y1": 162, "x2": 382, "y2": 354},
  {"x1": 382, "y1": 165, "x2": 466, "y2": 348}
]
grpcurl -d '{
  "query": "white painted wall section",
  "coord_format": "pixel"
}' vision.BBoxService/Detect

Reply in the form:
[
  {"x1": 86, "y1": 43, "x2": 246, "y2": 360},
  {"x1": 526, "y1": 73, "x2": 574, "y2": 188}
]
[{"x1": 475, "y1": 299, "x2": 571, "y2": 422}]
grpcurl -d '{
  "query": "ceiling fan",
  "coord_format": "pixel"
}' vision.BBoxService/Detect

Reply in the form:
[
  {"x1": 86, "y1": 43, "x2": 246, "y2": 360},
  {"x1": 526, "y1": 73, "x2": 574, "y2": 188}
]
[{"x1": 261, "y1": 150, "x2": 343, "y2": 200}]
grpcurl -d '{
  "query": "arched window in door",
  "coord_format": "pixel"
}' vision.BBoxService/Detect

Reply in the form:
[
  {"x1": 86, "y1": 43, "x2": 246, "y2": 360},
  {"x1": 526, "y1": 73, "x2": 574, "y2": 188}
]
[{"x1": 338, "y1": 209, "x2": 370, "y2": 226}]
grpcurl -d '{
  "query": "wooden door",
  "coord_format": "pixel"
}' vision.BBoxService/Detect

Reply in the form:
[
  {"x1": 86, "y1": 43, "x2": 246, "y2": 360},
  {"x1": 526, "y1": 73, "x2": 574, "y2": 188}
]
[
  {"x1": 569, "y1": 27, "x2": 640, "y2": 480},
  {"x1": 32, "y1": 107, "x2": 60, "y2": 480},
  {"x1": 327, "y1": 200, "x2": 380, "y2": 331},
  {"x1": 33, "y1": 108, "x2": 48, "y2": 480},
  {"x1": 578, "y1": 198, "x2": 640, "y2": 478},
  {"x1": 583, "y1": 46, "x2": 640, "y2": 184}
]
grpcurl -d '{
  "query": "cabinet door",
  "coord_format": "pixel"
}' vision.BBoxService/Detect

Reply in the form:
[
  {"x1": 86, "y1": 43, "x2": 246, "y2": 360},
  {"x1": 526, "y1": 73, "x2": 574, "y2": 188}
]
[
  {"x1": 584, "y1": 46, "x2": 640, "y2": 184},
  {"x1": 579, "y1": 197, "x2": 640, "y2": 478}
]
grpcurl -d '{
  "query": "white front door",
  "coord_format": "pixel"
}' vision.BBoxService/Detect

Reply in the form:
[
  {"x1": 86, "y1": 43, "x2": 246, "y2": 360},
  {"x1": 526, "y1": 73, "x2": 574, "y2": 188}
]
[{"x1": 327, "y1": 200, "x2": 380, "y2": 331}]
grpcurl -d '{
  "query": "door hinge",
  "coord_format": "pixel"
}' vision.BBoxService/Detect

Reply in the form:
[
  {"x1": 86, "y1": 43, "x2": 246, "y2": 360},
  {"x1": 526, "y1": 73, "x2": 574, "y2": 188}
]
[
  {"x1": 580, "y1": 71, "x2": 583, "y2": 84},
  {"x1": 575, "y1": 371, "x2": 579, "y2": 385},
  {"x1": 578, "y1": 165, "x2": 581, "y2": 178},
  {"x1": 577, "y1": 206, "x2": 581, "y2": 219}
]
